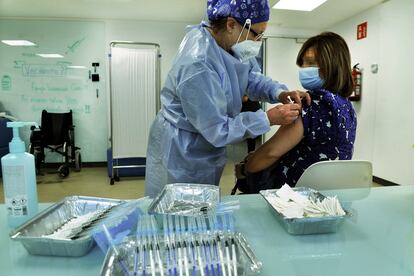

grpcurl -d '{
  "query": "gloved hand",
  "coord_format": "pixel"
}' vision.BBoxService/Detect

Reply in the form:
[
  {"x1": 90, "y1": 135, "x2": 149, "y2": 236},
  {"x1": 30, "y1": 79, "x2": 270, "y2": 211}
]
[
  {"x1": 266, "y1": 103, "x2": 300, "y2": 125},
  {"x1": 279, "y1": 90, "x2": 311, "y2": 106}
]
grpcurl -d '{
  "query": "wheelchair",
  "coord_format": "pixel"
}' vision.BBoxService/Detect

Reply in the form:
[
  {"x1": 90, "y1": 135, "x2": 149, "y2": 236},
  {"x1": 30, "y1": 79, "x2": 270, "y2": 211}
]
[{"x1": 29, "y1": 110, "x2": 82, "y2": 178}]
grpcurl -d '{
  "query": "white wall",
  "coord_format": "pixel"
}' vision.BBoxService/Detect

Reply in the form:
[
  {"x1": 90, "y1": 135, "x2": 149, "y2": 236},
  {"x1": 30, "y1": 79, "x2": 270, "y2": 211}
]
[
  {"x1": 0, "y1": 18, "x2": 196, "y2": 162},
  {"x1": 265, "y1": 25, "x2": 321, "y2": 39},
  {"x1": 263, "y1": 26, "x2": 321, "y2": 140},
  {"x1": 2, "y1": 18, "x2": 317, "y2": 163},
  {"x1": 104, "y1": 20, "x2": 195, "y2": 153},
  {"x1": 264, "y1": 37, "x2": 304, "y2": 140},
  {"x1": 105, "y1": 20, "x2": 193, "y2": 86},
  {"x1": 328, "y1": 6, "x2": 381, "y2": 163},
  {"x1": 374, "y1": 0, "x2": 414, "y2": 184},
  {"x1": 0, "y1": 19, "x2": 108, "y2": 162},
  {"x1": 330, "y1": 0, "x2": 414, "y2": 184},
  {"x1": 227, "y1": 26, "x2": 321, "y2": 163}
]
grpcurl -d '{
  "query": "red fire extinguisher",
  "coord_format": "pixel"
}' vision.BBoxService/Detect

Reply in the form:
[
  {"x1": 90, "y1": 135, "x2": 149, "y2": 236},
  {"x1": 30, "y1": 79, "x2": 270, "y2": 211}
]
[{"x1": 351, "y1": 63, "x2": 362, "y2": 101}]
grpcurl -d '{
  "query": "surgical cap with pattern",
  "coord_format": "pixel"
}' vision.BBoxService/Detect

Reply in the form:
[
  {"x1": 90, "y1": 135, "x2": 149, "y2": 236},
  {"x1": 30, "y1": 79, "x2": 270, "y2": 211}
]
[{"x1": 207, "y1": 0, "x2": 270, "y2": 25}]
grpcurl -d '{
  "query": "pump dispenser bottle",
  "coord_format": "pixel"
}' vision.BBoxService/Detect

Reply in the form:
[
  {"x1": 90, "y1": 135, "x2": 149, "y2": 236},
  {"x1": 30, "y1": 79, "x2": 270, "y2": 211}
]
[{"x1": 1, "y1": 122, "x2": 38, "y2": 228}]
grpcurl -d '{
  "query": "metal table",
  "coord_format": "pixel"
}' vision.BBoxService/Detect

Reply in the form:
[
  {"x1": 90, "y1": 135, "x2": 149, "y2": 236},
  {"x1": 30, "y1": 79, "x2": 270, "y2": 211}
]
[{"x1": 1, "y1": 186, "x2": 414, "y2": 275}]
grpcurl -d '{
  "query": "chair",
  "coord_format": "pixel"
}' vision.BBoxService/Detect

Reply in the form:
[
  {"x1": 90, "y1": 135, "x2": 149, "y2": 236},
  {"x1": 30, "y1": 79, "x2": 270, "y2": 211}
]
[
  {"x1": 29, "y1": 110, "x2": 82, "y2": 178},
  {"x1": 295, "y1": 160, "x2": 373, "y2": 201}
]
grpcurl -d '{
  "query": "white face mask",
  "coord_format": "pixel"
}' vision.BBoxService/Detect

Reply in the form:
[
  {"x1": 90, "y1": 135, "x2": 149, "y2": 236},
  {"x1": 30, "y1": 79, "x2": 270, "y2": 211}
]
[
  {"x1": 231, "y1": 19, "x2": 263, "y2": 62},
  {"x1": 232, "y1": 40, "x2": 263, "y2": 62}
]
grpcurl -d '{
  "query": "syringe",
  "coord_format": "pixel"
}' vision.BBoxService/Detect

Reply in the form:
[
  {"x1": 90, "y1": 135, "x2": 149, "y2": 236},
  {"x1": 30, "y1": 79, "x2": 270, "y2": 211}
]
[{"x1": 102, "y1": 224, "x2": 131, "y2": 276}]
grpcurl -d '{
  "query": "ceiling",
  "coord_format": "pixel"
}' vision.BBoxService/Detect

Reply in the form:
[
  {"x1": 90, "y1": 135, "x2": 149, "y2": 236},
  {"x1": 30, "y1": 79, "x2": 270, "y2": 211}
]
[{"x1": 0, "y1": 0, "x2": 385, "y2": 29}]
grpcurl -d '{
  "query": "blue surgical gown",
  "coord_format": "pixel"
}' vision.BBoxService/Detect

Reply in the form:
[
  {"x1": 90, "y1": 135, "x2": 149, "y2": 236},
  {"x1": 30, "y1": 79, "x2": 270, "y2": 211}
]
[{"x1": 144, "y1": 23, "x2": 288, "y2": 197}]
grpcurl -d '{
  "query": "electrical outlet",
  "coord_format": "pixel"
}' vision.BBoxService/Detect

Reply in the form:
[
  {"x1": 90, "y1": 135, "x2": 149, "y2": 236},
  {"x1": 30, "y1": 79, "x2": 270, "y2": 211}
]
[{"x1": 91, "y1": 74, "x2": 100, "y2": 82}]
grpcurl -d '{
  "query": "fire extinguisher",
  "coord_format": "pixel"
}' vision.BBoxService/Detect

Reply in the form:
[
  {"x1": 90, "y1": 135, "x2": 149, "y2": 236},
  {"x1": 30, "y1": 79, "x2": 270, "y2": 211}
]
[{"x1": 351, "y1": 63, "x2": 362, "y2": 101}]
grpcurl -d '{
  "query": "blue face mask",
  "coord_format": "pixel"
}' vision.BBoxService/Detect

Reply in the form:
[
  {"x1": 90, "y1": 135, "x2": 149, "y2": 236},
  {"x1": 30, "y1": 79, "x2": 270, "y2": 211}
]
[{"x1": 299, "y1": 67, "x2": 324, "y2": 91}]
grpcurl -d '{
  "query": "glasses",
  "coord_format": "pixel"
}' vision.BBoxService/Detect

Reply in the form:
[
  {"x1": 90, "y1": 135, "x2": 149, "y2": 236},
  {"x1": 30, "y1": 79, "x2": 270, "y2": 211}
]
[
  {"x1": 237, "y1": 19, "x2": 265, "y2": 42},
  {"x1": 249, "y1": 28, "x2": 264, "y2": 41}
]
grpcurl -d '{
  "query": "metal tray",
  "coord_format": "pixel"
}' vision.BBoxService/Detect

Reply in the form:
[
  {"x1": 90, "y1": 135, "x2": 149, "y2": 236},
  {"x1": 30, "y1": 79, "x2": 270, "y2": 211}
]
[
  {"x1": 100, "y1": 232, "x2": 262, "y2": 276},
  {"x1": 148, "y1": 183, "x2": 220, "y2": 217},
  {"x1": 9, "y1": 196, "x2": 125, "y2": 256},
  {"x1": 260, "y1": 187, "x2": 349, "y2": 235}
]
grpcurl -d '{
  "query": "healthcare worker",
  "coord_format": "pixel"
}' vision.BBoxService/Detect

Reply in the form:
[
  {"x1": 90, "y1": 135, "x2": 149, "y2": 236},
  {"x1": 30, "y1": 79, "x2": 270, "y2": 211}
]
[{"x1": 145, "y1": 0, "x2": 310, "y2": 198}]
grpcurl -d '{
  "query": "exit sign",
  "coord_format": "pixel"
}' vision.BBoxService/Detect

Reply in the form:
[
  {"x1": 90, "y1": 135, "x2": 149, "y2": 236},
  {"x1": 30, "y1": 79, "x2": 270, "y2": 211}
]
[{"x1": 357, "y1": 22, "x2": 368, "y2": 40}]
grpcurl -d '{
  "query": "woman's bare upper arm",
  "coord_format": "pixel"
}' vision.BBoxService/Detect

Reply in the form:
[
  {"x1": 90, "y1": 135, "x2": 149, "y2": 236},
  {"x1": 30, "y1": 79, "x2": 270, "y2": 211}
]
[{"x1": 265, "y1": 116, "x2": 305, "y2": 158}]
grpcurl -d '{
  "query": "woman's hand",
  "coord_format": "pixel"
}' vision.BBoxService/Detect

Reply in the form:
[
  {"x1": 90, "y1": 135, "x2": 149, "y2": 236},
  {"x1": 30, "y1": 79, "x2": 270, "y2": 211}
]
[
  {"x1": 235, "y1": 151, "x2": 255, "y2": 179},
  {"x1": 245, "y1": 151, "x2": 255, "y2": 162}
]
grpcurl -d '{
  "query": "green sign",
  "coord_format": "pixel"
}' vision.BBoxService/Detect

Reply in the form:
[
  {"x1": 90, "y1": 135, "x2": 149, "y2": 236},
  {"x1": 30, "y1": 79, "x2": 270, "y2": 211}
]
[{"x1": 1, "y1": 75, "x2": 11, "y2": 91}]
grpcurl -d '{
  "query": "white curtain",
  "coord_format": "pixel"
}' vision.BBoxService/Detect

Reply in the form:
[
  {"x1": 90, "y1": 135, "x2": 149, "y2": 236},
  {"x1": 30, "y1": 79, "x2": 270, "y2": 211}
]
[{"x1": 111, "y1": 46, "x2": 157, "y2": 159}]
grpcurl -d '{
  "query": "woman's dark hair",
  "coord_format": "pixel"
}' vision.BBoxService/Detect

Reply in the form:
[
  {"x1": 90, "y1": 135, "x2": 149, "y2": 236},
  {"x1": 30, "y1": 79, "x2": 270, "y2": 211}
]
[
  {"x1": 296, "y1": 32, "x2": 353, "y2": 97},
  {"x1": 209, "y1": 18, "x2": 228, "y2": 33}
]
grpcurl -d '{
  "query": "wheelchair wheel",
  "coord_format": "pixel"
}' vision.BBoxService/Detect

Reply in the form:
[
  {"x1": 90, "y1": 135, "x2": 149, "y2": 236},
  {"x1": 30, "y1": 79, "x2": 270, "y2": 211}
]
[
  {"x1": 58, "y1": 165, "x2": 70, "y2": 178},
  {"x1": 33, "y1": 151, "x2": 42, "y2": 175},
  {"x1": 74, "y1": 150, "x2": 82, "y2": 172}
]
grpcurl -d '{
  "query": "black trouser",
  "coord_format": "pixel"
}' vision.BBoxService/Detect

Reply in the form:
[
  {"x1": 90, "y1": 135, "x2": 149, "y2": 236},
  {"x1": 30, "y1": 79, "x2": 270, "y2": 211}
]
[
  {"x1": 231, "y1": 99, "x2": 263, "y2": 195},
  {"x1": 241, "y1": 99, "x2": 261, "y2": 153}
]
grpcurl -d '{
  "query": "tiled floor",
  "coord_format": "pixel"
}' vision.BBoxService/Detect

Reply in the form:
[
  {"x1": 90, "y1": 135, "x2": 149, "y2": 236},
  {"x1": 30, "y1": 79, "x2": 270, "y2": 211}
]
[
  {"x1": 0, "y1": 142, "x2": 248, "y2": 203},
  {"x1": 0, "y1": 141, "x2": 382, "y2": 203},
  {"x1": 0, "y1": 162, "x2": 238, "y2": 203},
  {"x1": 0, "y1": 162, "x2": 382, "y2": 204}
]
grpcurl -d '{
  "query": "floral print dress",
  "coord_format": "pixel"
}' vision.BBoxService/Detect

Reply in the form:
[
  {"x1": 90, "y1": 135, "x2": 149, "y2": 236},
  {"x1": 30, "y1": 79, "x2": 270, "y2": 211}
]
[{"x1": 244, "y1": 88, "x2": 357, "y2": 193}]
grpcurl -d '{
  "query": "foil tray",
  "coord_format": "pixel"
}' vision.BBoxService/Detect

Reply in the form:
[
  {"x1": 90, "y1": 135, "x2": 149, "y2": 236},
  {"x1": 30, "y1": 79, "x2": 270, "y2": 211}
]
[
  {"x1": 260, "y1": 187, "x2": 349, "y2": 235},
  {"x1": 100, "y1": 232, "x2": 262, "y2": 276},
  {"x1": 9, "y1": 196, "x2": 125, "y2": 257},
  {"x1": 148, "y1": 183, "x2": 220, "y2": 217}
]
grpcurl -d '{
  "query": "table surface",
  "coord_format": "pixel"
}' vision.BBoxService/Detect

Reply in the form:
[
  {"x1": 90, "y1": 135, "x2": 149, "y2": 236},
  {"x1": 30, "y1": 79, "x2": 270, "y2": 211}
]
[{"x1": 2, "y1": 186, "x2": 414, "y2": 276}]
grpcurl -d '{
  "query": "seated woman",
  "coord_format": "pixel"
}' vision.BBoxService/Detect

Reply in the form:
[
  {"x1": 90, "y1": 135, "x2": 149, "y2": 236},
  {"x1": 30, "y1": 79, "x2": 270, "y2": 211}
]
[{"x1": 236, "y1": 32, "x2": 357, "y2": 193}]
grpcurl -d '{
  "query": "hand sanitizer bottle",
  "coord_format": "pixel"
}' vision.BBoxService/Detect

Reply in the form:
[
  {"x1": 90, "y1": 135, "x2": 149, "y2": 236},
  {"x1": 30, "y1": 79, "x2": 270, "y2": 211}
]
[{"x1": 1, "y1": 122, "x2": 39, "y2": 228}]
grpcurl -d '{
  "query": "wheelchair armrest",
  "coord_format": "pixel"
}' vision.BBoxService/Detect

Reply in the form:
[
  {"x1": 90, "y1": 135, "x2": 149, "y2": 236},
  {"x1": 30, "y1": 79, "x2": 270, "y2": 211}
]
[
  {"x1": 30, "y1": 125, "x2": 41, "y2": 131},
  {"x1": 30, "y1": 126, "x2": 43, "y2": 143}
]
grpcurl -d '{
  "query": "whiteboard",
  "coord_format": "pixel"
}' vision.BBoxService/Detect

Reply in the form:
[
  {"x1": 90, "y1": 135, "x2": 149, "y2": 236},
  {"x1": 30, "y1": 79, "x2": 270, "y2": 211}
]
[{"x1": 0, "y1": 19, "x2": 107, "y2": 162}]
